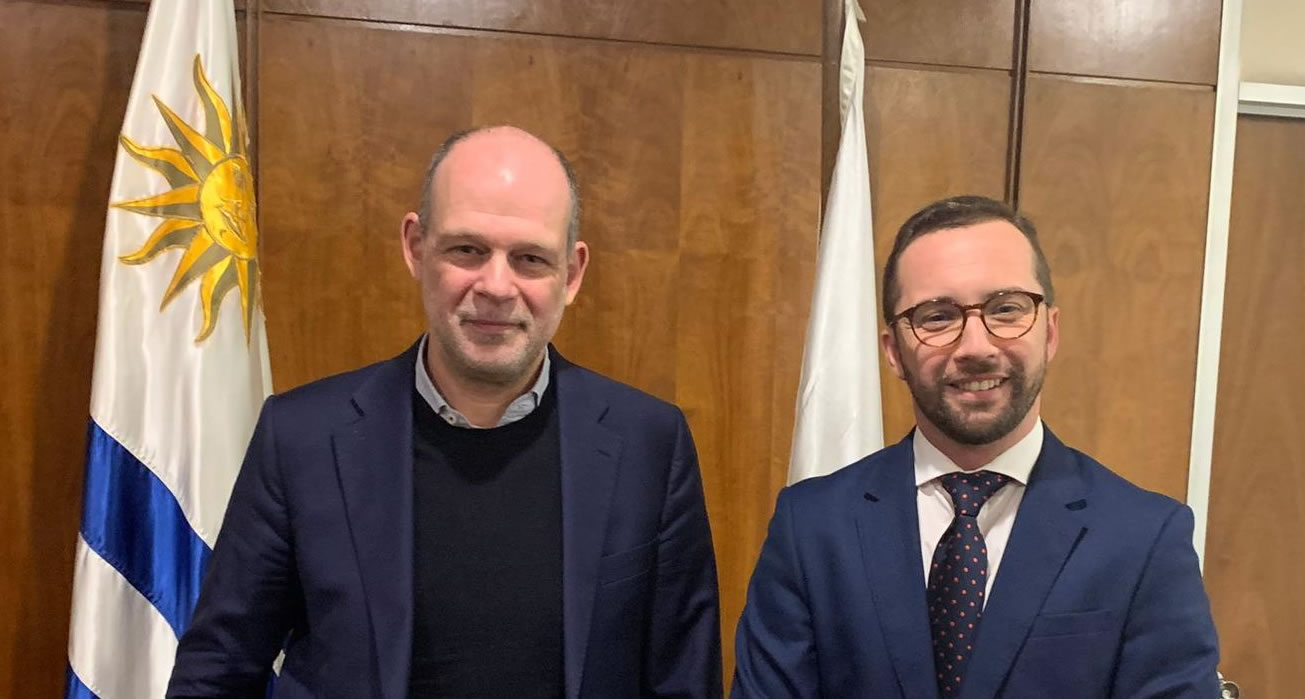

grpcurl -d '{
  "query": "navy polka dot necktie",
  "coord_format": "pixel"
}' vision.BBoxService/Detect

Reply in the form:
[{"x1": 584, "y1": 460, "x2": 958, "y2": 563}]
[{"x1": 927, "y1": 470, "x2": 1012, "y2": 698}]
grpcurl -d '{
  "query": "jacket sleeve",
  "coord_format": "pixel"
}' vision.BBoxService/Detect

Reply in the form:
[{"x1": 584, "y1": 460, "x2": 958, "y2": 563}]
[
  {"x1": 168, "y1": 395, "x2": 300, "y2": 698},
  {"x1": 644, "y1": 410, "x2": 724, "y2": 698},
  {"x1": 732, "y1": 487, "x2": 820, "y2": 698},
  {"x1": 1110, "y1": 503, "x2": 1220, "y2": 698}
]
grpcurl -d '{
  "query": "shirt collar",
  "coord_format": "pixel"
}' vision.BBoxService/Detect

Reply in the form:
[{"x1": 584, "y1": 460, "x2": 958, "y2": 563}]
[
  {"x1": 413, "y1": 334, "x2": 551, "y2": 429},
  {"x1": 913, "y1": 418, "x2": 1044, "y2": 487}
]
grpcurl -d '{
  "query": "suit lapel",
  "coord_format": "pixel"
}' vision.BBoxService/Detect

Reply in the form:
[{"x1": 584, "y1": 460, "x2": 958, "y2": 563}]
[
  {"x1": 959, "y1": 429, "x2": 1088, "y2": 699},
  {"x1": 856, "y1": 436, "x2": 941, "y2": 699},
  {"x1": 333, "y1": 345, "x2": 417, "y2": 699},
  {"x1": 553, "y1": 350, "x2": 622, "y2": 699}
]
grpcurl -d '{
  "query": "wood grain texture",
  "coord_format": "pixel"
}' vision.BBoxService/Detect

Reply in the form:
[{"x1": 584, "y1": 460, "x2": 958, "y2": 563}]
[
  {"x1": 1018, "y1": 75, "x2": 1214, "y2": 500},
  {"x1": 1028, "y1": 0, "x2": 1221, "y2": 84},
  {"x1": 861, "y1": 0, "x2": 1016, "y2": 70},
  {"x1": 677, "y1": 52, "x2": 821, "y2": 674},
  {"x1": 258, "y1": 16, "x2": 460, "y2": 385},
  {"x1": 1205, "y1": 116, "x2": 1305, "y2": 699},
  {"x1": 864, "y1": 66, "x2": 1012, "y2": 444},
  {"x1": 257, "y1": 15, "x2": 821, "y2": 680},
  {"x1": 264, "y1": 0, "x2": 822, "y2": 56},
  {"x1": 0, "y1": 2, "x2": 147, "y2": 695}
]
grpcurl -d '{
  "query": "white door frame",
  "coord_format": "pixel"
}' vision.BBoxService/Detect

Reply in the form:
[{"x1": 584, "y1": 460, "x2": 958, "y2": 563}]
[{"x1": 1189, "y1": 1, "x2": 1305, "y2": 569}]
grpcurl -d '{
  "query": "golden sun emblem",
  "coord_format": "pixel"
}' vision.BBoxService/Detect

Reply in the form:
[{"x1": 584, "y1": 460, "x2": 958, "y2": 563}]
[{"x1": 114, "y1": 54, "x2": 260, "y2": 344}]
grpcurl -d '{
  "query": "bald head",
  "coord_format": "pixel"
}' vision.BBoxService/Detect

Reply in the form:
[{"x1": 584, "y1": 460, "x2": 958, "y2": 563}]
[
  {"x1": 399, "y1": 126, "x2": 591, "y2": 402},
  {"x1": 418, "y1": 126, "x2": 581, "y2": 247}
]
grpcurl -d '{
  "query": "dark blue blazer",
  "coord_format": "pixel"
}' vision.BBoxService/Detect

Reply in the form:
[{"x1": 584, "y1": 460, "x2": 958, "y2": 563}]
[
  {"x1": 733, "y1": 429, "x2": 1219, "y2": 698},
  {"x1": 168, "y1": 343, "x2": 722, "y2": 698}
]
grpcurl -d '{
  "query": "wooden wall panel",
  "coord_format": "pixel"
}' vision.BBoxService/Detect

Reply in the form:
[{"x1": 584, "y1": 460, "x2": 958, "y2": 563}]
[
  {"x1": 1028, "y1": 0, "x2": 1221, "y2": 84},
  {"x1": 864, "y1": 66, "x2": 1012, "y2": 444},
  {"x1": 861, "y1": 0, "x2": 1015, "y2": 70},
  {"x1": 1018, "y1": 76, "x2": 1213, "y2": 500},
  {"x1": 258, "y1": 16, "x2": 462, "y2": 386},
  {"x1": 676, "y1": 53, "x2": 821, "y2": 675},
  {"x1": 264, "y1": 0, "x2": 822, "y2": 56},
  {"x1": 1205, "y1": 116, "x2": 1305, "y2": 699},
  {"x1": 258, "y1": 15, "x2": 821, "y2": 681},
  {"x1": 0, "y1": 2, "x2": 147, "y2": 695}
]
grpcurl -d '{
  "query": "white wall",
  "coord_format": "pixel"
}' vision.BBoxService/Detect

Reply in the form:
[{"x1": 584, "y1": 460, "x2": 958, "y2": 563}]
[{"x1": 1241, "y1": 0, "x2": 1305, "y2": 84}]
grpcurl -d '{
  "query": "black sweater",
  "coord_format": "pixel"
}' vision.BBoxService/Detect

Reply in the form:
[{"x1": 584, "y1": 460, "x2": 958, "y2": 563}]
[{"x1": 407, "y1": 384, "x2": 564, "y2": 699}]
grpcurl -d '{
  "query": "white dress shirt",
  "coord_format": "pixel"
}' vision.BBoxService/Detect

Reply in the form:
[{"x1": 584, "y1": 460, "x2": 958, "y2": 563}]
[
  {"x1": 915, "y1": 420, "x2": 1044, "y2": 606},
  {"x1": 413, "y1": 335, "x2": 550, "y2": 429}
]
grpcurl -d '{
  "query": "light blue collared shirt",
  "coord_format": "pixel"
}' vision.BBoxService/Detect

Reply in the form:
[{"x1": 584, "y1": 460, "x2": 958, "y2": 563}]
[{"x1": 413, "y1": 335, "x2": 551, "y2": 429}]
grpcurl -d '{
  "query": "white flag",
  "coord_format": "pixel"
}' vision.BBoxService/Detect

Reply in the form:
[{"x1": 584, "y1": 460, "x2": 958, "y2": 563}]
[
  {"x1": 66, "y1": 1, "x2": 272, "y2": 696},
  {"x1": 788, "y1": 0, "x2": 884, "y2": 484}
]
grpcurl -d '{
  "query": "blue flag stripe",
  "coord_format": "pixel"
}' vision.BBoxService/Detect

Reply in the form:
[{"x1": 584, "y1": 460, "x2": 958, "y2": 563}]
[
  {"x1": 80, "y1": 420, "x2": 212, "y2": 637},
  {"x1": 65, "y1": 665, "x2": 99, "y2": 699}
]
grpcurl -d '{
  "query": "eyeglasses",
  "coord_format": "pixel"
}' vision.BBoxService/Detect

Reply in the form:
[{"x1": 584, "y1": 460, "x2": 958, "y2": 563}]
[{"x1": 891, "y1": 290, "x2": 1046, "y2": 348}]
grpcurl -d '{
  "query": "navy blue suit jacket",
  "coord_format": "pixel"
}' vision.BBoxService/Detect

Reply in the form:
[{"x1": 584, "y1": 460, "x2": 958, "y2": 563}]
[
  {"x1": 168, "y1": 343, "x2": 722, "y2": 698},
  {"x1": 733, "y1": 429, "x2": 1218, "y2": 698}
]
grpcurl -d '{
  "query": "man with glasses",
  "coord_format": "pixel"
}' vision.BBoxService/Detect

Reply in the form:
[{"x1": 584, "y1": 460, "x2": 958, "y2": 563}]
[{"x1": 733, "y1": 196, "x2": 1218, "y2": 698}]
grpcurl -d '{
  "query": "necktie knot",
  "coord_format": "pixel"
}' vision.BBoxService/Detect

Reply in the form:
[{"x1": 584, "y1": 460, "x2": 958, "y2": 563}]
[{"x1": 938, "y1": 470, "x2": 1011, "y2": 518}]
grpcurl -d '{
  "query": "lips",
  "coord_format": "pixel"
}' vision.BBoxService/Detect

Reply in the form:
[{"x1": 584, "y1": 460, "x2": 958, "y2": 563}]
[
  {"x1": 462, "y1": 318, "x2": 523, "y2": 331},
  {"x1": 948, "y1": 376, "x2": 1007, "y2": 392}
]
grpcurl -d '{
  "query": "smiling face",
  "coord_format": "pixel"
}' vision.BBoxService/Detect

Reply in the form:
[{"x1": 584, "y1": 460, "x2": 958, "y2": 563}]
[
  {"x1": 881, "y1": 219, "x2": 1059, "y2": 450},
  {"x1": 400, "y1": 128, "x2": 588, "y2": 389}
]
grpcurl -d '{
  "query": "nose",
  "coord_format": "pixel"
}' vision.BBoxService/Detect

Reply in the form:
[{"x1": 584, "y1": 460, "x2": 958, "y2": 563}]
[
  {"x1": 473, "y1": 253, "x2": 518, "y2": 302},
  {"x1": 952, "y1": 309, "x2": 998, "y2": 361}
]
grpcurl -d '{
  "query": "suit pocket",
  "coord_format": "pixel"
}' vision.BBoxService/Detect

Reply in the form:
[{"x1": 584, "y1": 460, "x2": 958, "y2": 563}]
[
  {"x1": 598, "y1": 540, "x2": 656, "y2": 586},
  {"x1": 1028, "y1": 609, "x2": 1114, "y2": 638}
]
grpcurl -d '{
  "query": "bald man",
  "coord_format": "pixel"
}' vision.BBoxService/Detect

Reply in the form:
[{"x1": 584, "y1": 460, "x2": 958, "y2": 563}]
[{"x1": 169, "y1": 127, "x2": 722, "y2": 698}]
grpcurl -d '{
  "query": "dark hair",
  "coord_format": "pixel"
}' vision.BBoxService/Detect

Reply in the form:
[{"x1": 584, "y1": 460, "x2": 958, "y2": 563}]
[
  {"x1": 416, "y1": 126, "x2": 582, "y2": 247},
  {"x1": 881, "y1": 195, "x2": 1055, "y2": 322}
]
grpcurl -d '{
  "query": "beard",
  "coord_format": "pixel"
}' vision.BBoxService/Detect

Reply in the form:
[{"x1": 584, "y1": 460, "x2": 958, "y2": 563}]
[
  {"x1": 902, "y1": 353, "x2": 1045, "y2": 446},
  {"x1": 431, "y1": 319, "x2": 547, "y2": 388}
]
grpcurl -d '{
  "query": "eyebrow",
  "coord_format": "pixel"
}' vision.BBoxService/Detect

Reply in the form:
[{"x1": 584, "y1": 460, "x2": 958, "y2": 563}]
[
  {"x1": 918, "y1": 288, "x2": 1034, "y2": 304},
  {"x1": 435, "y1": 230, "x2": 483, "y2": 244}
]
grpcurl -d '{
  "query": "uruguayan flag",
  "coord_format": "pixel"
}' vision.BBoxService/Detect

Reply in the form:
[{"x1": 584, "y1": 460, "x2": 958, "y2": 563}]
[{"x1": 66, "y1": 1, "x2": 271, "y2": 696}]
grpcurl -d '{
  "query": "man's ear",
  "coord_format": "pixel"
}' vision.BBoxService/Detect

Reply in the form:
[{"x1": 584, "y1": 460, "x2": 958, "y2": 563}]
[
  {"x1": 1044, "y1": 304, "x2": 1060, "y2": 363},
  {"x1": 564, "y1": 241, "x2": 589, "y2": 305},
  {"x1": 400, "y1": 212, "x2": 424, "y2": 279},
  {"x1": 881, "y1": 324, "x2": 906, "y2": 380}
]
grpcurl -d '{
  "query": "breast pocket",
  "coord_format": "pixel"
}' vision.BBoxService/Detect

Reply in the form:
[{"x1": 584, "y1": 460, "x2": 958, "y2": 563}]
[
  {"x1": 598, "y1": 540, "x2": 657, "y2": 586},
  {"x1": 1028, "y1": 609, "x2": 1115, "y2": 639}
]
